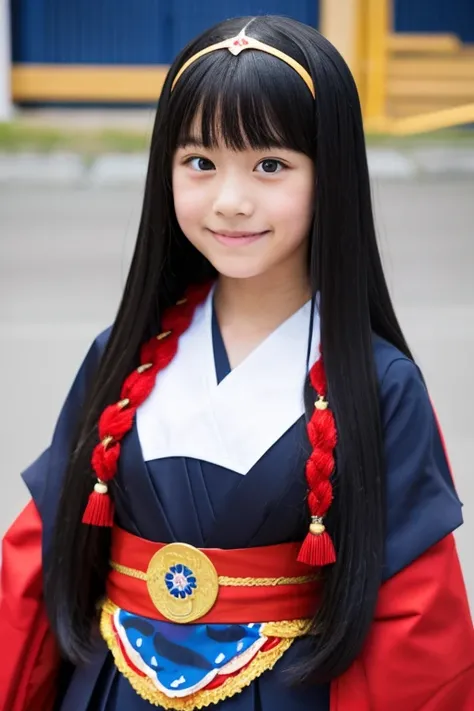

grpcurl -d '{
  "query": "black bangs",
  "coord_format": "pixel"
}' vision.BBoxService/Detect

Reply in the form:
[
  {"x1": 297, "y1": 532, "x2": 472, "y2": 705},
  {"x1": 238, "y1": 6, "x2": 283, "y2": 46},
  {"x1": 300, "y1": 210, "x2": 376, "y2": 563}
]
[{"x1": 168, "y1": 48, "x2": 317, "y2": 156}]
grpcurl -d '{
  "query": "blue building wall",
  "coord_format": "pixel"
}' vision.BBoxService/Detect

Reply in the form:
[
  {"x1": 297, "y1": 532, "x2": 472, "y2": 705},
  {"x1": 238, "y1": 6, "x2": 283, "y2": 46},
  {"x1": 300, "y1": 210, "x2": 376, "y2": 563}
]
[
  {"x1": 11, "y1": 0, "x2": 318, "y2": 64},
  {"x1": 11, "y1": 1, "x2": 172, "y2": 64},
  {"x1": 11, "y1": 1, "x2": 474, "y2": 66},
  {"x1": 394, "y1": 0, "x2": 474, "y2": 43}
]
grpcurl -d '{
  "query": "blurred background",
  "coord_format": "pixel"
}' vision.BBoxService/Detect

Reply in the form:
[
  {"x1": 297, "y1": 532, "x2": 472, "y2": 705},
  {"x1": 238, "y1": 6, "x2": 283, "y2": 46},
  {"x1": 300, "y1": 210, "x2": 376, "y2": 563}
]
[{"x1": 0, "y1": 1, "x2": 473, "y2": 606}]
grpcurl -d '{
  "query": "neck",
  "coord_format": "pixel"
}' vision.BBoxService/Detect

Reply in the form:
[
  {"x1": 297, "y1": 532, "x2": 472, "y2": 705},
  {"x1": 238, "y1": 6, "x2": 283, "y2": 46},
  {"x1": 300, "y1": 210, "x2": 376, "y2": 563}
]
[{"x1": 214, "y1": 267, "x2": 311, "y2": 336}]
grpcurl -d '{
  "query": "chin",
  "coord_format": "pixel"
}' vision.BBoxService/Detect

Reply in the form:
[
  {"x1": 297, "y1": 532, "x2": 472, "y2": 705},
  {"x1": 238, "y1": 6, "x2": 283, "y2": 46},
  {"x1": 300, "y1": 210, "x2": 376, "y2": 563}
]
[{"x1": 206, "y1": 256, "x2": 267, "y2": 281}]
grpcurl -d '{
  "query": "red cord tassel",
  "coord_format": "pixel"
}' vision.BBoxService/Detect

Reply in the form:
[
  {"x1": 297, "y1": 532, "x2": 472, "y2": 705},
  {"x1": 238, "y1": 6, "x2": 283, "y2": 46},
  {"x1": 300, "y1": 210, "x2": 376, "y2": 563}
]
[
  {"x1": 82, "y1": 489, "x2": 115, "y2": 527},
  {"x1": 297, "y1": 529, "x2": 336, "y2": 567}
]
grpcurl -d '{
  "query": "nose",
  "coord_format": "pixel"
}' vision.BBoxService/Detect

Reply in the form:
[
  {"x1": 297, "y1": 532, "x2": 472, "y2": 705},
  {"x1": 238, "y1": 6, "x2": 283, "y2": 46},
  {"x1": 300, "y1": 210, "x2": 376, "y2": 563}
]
[{"x1": 212, "y1": 173, "x2": 254, "y2": 218}]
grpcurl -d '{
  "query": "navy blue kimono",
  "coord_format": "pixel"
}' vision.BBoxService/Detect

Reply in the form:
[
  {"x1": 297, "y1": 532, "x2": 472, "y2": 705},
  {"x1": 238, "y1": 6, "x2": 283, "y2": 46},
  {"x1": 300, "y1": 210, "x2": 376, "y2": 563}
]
[{"x1": 20, "y1": 293, "x2": 464, "y2": 711}]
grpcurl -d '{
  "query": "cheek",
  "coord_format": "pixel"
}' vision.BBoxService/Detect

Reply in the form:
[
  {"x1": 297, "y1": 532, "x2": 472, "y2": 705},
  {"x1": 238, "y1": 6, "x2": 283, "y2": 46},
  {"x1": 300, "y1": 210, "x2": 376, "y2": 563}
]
[
  {"x1": 173, "y1": 196, "x2": 195, "y2": 230},
  {"x1": 172, "y1": 174, "x2": 205, "y2": 233},
  {"x1": 270, "y1": 179, "x2": 314, "y2": 234}
]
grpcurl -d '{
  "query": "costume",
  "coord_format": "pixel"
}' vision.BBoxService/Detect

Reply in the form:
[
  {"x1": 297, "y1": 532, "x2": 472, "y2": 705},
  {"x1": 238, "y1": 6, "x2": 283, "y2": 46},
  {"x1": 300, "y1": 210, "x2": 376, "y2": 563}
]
[{"x1": 1, "y1": 286, "x2": 473, "y2": 710}]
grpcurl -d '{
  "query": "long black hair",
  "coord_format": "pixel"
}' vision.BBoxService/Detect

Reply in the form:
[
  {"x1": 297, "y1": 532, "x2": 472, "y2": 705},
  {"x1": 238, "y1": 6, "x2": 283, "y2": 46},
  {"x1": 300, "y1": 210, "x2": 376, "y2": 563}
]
[{"x1": 45, "y1": 15, "x2": 413, "y2": 683}]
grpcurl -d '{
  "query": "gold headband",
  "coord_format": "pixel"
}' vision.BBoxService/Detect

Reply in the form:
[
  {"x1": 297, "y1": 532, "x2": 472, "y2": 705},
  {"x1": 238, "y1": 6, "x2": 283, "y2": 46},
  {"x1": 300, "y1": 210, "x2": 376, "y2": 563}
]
[{"x1": 171, "y1": 27, "x2": 315, "y2": 98}]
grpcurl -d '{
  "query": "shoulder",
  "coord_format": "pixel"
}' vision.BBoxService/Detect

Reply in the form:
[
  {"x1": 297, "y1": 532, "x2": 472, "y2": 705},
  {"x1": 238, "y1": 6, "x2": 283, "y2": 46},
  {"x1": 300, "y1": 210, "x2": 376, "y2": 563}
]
[
  {"x1": 96, "y1": 325, "x2": 112, "y2": 349},
  {"x1": 89, "y1": 325, "x2": 112, "y2": 361},
  {"x1": 76, "y1": 326, "x2": 112, "y2": 380},
  {"x1": 373, "y1": 333, "x2": 420, "y2": 387},
  {"x1": 372, "y1": 334, "x2": 429, "y2": 425}
]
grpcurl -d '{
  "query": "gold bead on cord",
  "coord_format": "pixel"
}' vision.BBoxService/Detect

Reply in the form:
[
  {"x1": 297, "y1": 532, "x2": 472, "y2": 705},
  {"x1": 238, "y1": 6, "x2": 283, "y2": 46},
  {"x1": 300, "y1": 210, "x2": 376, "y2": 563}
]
[
  {"x1": 94, "y1": 480, "x2": 108, "y2": 495},
  {"x1": 137, "y1": 362, "x2": 153, "y2": 374},
  {"x1": 102, "y1": 435, "x2": 114, "y2": 449},
  {"x1": 314, "y1": 395, "x2": 328, "y2": 410},
  {"x1": 309, "y1": 515, "x2": 326, "y2": 535},
  {"x1": 157, "y1": 330, "x2": 172, "y2": 341}
]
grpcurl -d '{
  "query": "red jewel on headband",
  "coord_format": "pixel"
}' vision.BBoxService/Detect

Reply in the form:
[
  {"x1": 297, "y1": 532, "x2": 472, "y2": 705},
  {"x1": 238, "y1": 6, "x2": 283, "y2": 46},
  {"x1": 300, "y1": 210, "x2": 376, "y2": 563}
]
[{"x1": 233, "y1": 38, "x2": 249, "y2": 47}]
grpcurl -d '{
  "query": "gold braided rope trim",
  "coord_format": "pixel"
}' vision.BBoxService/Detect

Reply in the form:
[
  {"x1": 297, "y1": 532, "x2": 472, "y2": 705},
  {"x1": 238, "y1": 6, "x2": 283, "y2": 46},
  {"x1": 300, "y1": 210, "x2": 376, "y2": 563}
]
[
  {"x1": 218, "y1": 574, "x2": 317, "y2": 587},
  {"x1": 111, "y1": 561, "x2": 147, "y2": 581},
  {"x1": 100, "y1": 600, "x2": 295, "y2": 710},
  {"x1": 110, "y1": 560, "x2": 318, "y2": 587}
]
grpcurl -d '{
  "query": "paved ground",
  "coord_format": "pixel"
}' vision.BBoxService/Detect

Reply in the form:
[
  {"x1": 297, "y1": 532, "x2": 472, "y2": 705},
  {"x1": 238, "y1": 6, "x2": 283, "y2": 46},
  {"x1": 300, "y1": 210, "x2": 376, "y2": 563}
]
[{"x1": 0, "y1": 180, "x2": 473, "y2": 606}]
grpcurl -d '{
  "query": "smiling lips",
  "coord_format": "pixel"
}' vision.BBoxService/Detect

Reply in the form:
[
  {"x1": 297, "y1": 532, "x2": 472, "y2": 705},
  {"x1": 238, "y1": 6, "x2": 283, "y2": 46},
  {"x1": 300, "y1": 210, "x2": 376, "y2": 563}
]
[{"x1": 209, "y1": 229, "x2": 269, "y2": 246}]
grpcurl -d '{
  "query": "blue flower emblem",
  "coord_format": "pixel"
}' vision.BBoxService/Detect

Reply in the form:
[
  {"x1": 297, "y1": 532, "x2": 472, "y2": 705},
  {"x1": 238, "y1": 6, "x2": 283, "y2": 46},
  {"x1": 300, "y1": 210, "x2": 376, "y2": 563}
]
[{"x1": 165, "y1": 564, "x2": 197, "y2": 599}]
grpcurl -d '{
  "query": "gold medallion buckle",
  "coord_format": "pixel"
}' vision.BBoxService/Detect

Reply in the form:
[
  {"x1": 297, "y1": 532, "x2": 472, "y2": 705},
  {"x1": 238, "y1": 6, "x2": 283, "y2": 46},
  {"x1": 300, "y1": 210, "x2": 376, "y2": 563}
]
[{"x1": 146, "y1": 542, "x2": 219, "y2": 623}]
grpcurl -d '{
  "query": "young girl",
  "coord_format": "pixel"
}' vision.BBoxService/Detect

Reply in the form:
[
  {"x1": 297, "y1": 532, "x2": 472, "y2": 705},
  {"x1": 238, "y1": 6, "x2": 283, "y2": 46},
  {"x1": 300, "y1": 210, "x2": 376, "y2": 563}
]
[{"x1": 1, "y1": 14, "x2": 473, "y2": 711}]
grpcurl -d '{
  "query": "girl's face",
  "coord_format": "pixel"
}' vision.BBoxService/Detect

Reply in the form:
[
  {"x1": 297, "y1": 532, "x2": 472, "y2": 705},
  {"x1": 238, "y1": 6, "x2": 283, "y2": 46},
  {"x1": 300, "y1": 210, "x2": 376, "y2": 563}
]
[{"x1": 172, "y1": 134, "x2": 315, "y2": 281}]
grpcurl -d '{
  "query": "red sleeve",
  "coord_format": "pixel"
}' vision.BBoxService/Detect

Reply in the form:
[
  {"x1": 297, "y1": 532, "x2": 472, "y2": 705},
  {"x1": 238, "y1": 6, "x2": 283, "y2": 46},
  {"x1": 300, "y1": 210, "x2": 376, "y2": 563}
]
[
  {"x1": 331, "y1": 534, "x2": 474, "y2": 710},
  {"x1": 0, "y1": 501, "x2": 60, "y2": 711}
]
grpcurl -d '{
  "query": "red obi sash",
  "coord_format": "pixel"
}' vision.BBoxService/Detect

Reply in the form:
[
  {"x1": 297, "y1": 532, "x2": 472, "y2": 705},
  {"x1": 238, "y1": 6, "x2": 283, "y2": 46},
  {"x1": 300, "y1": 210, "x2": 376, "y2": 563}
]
[{"x1": 107, "y1": 526, "x2": 320, "y2": 624}]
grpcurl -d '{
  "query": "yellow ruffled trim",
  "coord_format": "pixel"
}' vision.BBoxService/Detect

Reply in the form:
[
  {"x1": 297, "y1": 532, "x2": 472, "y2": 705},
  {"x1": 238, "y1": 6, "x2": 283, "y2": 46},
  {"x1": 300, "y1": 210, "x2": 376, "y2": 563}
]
[
  {"x1": 261, "y1": 619, "x2": 312, "y2": 638},
  {"x1": 100, "y1": 600, "x2": 297, "y2": 709}
]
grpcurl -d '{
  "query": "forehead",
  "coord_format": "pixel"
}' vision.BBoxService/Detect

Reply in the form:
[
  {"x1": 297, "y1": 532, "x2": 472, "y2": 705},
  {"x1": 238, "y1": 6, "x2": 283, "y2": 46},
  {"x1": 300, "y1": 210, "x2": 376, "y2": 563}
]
[{"x1": 175, "y1": 98, "x2": 288, "y2": 152}]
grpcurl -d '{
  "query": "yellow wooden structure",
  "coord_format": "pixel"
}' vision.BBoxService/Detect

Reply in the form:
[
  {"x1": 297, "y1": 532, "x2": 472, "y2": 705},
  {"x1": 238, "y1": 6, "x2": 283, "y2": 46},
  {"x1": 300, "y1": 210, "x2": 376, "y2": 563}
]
[
  {"x1": 321, "y1": 0, "x2": 474, "y2": 134},
  {"x1": 11, "y1": 65, "x2": 169, "y2": 103}
]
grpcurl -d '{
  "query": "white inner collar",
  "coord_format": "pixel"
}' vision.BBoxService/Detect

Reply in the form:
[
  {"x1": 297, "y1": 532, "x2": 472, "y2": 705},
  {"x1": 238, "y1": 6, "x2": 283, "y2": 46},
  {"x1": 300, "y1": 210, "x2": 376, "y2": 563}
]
[{"x1": 137, "y1": 288, "x2": 320, "y2": 474}]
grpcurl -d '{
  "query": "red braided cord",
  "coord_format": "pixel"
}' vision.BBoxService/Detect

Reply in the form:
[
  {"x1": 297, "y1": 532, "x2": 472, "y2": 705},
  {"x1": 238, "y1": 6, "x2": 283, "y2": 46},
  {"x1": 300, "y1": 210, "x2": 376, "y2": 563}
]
[
  {"x1": 309, "y1": 353, "x2": 327, "y2": 397},
  {"x1": 306, "y1": 356, "x2": 337, "y2": 518},
  {"x1": 297, "y1": 352, "x2": 337, "y2": 566},
  {"x1": 83, "y1": 282, "x2": 212, "y2": 525}
]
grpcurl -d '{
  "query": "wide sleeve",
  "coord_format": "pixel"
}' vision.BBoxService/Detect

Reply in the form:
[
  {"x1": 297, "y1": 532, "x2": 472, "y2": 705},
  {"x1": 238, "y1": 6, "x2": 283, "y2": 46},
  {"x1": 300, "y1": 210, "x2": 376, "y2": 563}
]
[
  {"x1": 381, "y1": 358, "x2": 463, "y2": 579},
  {"x1": 0, "y1": 328, "x2": 110, "y2": 711},
  {"x1": 331, "y1": 357, "x2": 474, "y2": 710},
  {"x1": 0, "y1": 501, "x2": 59, "y2": 711}
]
